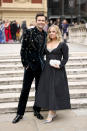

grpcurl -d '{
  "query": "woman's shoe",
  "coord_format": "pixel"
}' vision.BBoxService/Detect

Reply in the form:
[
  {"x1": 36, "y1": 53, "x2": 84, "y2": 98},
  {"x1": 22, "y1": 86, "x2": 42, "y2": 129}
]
[
  {"x1": 44, "y1": 119, "x2": 52, "y2": 123},
  {"x1": 52, "y1": 113, "x2": 57, "y2": 119},
  {"x1": 44, "y1": 113, "x2": 57, "y2": 124}
]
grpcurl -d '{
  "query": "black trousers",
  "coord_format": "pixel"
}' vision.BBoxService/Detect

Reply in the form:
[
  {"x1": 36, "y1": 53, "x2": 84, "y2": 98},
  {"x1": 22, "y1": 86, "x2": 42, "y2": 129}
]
[{"x1": 17, "y1": 66, "x2": 42, "y2": 115}]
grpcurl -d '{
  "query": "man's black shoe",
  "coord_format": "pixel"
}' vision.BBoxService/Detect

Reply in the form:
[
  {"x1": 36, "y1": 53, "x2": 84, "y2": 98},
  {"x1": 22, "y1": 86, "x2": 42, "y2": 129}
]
[
  {"x1": 34, "y1": 111, "x2": 44, "y2": 120},
  {"x1": 12, "y1": 115, "x2": 23, "y2": 123}
]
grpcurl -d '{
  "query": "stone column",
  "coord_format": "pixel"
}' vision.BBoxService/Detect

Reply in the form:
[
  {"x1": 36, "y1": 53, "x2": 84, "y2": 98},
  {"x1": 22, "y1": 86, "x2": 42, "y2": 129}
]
[
  {"x1": 13, "y1": 0, "x2": 31, "y2": 3},
  {"x1": 43, "y1": 0, "x2": 47, "y2": 16},
  {"x1": 14, "y1": 0, "x2": 27, "y2": 2}
]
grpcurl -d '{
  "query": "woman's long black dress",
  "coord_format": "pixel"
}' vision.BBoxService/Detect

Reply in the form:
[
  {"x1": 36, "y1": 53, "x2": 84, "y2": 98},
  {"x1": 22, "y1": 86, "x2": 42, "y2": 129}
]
[{"x1": 35, "y1": 42, "x2": 71, "y2": 110}]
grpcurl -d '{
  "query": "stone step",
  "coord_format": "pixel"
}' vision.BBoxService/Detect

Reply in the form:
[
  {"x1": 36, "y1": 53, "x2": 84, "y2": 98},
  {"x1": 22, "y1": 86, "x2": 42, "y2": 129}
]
[
  {"x1": 0, "y1": 54, "x2": 87, "y2": 61},
  {"x1": 67, "y1": 74, "x2": 87, "y2": 82},
  {"x1": 0, "y1": 57, "x2": 87, "y2": 62},
  {"x1": 0, "y1": 73, "x2": 87, "y2": 85},
  {"x1": 0, "y1": 55, "x2": 20, "y2": 60},
  {"x1": 0, "y1": 57, "x2": 87, "y2": 64},
  {"x1": 69, "y1": 52, "x2": 87, "y2": 57},
  {"x1": 0, "y1": 77, "x2": 36, "y2": 85},
  {"x1": 66, "y1": 65, "x2": 87, "y2": 69},
  {"x1": 66, "y1": 62, "x2": 87, "y2": 67},
  {"x1": 70, "y1": 89, "x2": 87, "y2": 99},
  {"x1": 0, "y1": 52, "x2": 87, "y2": 57},
  {"x1": 0, "y1": 56, "x2": 87, "y2": 64},
  {"x1": 0, "y1": 101, "x2": 34, "y2": 114},
  {"x1": 0, "y1": 89, "x2": 87, "y2": 103},
  {"x1": 71, "y1": 98, "x2": 87, "y2": 108},
  {"x1": 0, "y1": 52, "x2": 87, "y2": 59},
  {"x1": 0, "y1": 81, "x2": 87, "y2": 94},
  {"x1": 0, "y1": 92, "x2": 35, "y2": 103},
  {"x1": 0, "y1": 65, "x2": 23, "y2": 71},
  {"x1": 0, "y1": 61, "x2": 21, "y2": 65},
  {"x1": 0, "y1": 68, "x2": 87, "y2": 78},
  {"x1": 0, "y1": 64, "x2": 22, "y2": 67},
  {"x1": 0, "y1": 84, "x2": 35, "y2": 93},
  {"x1": 0, "y1": 77, "x2": 23, "y2": 85},
  {"x1": 0, "y1": 59, "x2": 21, "y2": 65},
  {"x1": 68, "y1": 61, "x2": 87, "y2": 64},
  {"x1": 0, "y1": 52, "x2": 87, "y2": 113},
  {"x1": 69, "y1": 56, "x2": 87, "y2": 61},
  {"x1": 0, "y1": 74, "x2": 87, "y2": 85},
  {"x1": 0, "y1": 62, "x2": 87, "y2": 71},
  {"x1": 66, "y1": 68, "x2": 87, "y2": 75},
  {"x1": 69, "y1": 81, "x2": 87, "y2": 89},
  {"x1": 0, "y1": 59, "x2": 21, "y2": 63},
  {"x1": 0, "y1": 70, "x2": 24, "y2": 77},
  {"x1": 0, "y1": 98, "x2": 87, "y2": 113}
]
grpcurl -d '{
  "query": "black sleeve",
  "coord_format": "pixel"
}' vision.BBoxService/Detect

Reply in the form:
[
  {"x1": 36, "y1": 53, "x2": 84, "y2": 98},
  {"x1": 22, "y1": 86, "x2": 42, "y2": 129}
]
[
  {"x1": 20, "y1": 29, "x2": 29, "y2": 67},
  {"x1": 59, "y1": 42, "x2": 69, "y2": 68}
]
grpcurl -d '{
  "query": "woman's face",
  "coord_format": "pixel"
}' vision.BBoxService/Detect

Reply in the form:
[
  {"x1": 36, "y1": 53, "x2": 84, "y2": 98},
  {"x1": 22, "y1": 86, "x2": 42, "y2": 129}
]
[{"x1": 49, "y1": 27, "x2": 57, "y2": 40}]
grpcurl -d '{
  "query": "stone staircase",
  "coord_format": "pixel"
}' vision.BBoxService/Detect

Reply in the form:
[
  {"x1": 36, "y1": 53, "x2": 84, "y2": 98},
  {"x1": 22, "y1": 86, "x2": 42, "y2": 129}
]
[{"x1": 0, "y1": 52, "x2": 87, "y2": 113}]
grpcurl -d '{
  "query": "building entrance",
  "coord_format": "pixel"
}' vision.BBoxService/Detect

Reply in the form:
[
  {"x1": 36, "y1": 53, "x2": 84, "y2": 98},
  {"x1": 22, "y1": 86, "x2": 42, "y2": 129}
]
[{"x1": 47, "y1": 0, "x2": 87, "y2": 23}]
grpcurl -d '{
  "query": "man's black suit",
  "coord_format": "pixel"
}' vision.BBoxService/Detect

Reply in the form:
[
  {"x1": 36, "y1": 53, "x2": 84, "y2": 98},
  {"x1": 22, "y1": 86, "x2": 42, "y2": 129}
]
[{"x1": 17, "y1": 27, "x2": 47, "y2": 115}]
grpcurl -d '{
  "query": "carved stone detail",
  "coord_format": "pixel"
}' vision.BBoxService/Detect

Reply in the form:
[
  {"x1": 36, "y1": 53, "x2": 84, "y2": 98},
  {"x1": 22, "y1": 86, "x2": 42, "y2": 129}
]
[{"x1": 14, "y1": 0, "x2": 29, "y2": 3}]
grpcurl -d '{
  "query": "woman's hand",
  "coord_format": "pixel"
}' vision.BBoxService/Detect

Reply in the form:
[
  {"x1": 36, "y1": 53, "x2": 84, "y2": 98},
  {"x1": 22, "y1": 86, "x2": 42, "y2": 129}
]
[{"x1": 51, "y1": 64, "x2": 60, "y2": 69}]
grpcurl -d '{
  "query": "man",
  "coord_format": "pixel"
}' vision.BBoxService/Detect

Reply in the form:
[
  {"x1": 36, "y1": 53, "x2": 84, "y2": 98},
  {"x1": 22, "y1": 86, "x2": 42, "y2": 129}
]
[{"x1": 12, "y1": 13, "x2": 46, "y2": 123}]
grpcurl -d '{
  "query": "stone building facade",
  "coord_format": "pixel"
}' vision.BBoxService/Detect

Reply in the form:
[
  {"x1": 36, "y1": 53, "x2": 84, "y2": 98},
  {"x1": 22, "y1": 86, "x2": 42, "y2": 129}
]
[{"x1": 0, "y1": 0, "x2": 47, "y2": 26}]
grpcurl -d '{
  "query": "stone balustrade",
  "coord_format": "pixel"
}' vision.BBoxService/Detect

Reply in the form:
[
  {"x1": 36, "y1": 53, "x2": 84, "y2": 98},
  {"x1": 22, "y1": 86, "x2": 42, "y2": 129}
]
[{"x1": 68, "y1": 24, "x2": 87, "y2": 45}]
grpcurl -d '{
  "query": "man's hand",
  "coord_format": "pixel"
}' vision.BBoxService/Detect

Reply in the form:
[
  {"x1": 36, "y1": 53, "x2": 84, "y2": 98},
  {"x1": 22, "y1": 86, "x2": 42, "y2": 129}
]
[{"x1": 25, "y1": 66, "x2": 29, "y2": 70}]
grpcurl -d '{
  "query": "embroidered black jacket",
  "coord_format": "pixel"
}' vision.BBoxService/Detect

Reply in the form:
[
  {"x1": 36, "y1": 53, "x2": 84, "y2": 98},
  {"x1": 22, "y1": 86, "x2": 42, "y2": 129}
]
[{"x1": 20, "y1": 27, "x2": 47, "y2": 71}]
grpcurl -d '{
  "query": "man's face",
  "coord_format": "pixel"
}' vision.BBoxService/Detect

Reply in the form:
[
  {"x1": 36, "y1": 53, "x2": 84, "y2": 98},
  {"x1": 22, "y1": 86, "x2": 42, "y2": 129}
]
[{"x1": 36, "y1": 16, "x2": 46, "y2": 30}]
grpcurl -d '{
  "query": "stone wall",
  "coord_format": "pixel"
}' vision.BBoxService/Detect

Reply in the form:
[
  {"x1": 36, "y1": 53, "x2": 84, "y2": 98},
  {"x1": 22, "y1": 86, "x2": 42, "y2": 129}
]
[
  {"x1": 32, "y1": 0, "x2": 42, "y2": 3},
  {"x1": 3, "y1": 0, "x2": 13, "y2": 3},
  {"x1": 0, "y1": 0, "x2": 47, "y2": 26},
  {"x1": 69, "y1": 24, "x2": 87, "y2": 45},
  {"x1": 0, "y1": 0, "x2": 1, "y2": 6}
]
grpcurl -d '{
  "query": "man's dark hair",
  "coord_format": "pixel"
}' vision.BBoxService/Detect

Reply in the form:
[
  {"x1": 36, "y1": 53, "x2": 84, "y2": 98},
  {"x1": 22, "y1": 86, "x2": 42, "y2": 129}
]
[{"x1": 35, "y1": 13, "x2": 46, "y2": 21}]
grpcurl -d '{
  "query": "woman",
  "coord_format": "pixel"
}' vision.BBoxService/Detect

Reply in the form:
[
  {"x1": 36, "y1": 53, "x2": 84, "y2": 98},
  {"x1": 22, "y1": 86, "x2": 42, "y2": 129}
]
[{"x1": 35, "y1": 25, "x2": 71, "y2": 123}]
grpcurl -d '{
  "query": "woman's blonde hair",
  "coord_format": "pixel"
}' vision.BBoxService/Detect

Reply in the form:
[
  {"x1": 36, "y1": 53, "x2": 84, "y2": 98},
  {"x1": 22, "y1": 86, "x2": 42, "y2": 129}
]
[{"x1": 47, "y1": 24, "x2": 62, "y2": 43}]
